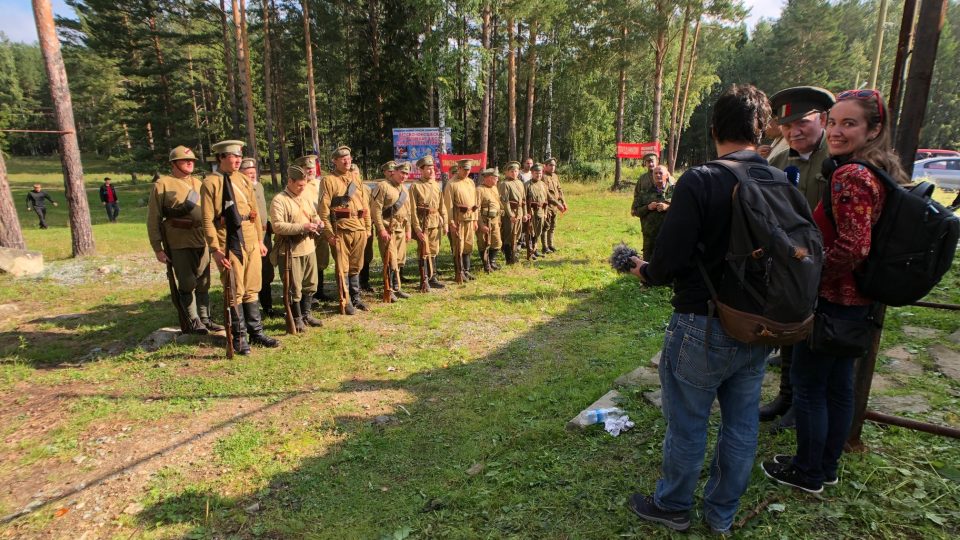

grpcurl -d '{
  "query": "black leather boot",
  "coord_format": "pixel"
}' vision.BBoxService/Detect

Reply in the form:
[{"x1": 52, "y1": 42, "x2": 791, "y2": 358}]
[
  {"x1": 462, "y1": 254, "x2": 475, "y2": 280},
  {"x1": 349, "y1": 275, "x2": 368, "y2": 311},
  {"x1": 418, "y1": 259, "x2": 431, "y2": 292},
  {"x1": 483, "y1": 250, "x2": 493, "y2": 273},
  {"x1": 759, "y1": 393, "x2": 792, "y2": 422},
  {"x1": 301, "y1": 296, "x2": 323, "y2": 327},
  {"x1": 490, "y1": 249, "x2": 501, "y2": 270},
  {"x1": 313, "y1": 272, "x2": 328, "y2": 301},
  {"x1": 429, "y1": 257, "x2": 445, "y2": 288},
  {"x1": 392, "y1": 271, "x2": 410, "y2": 299},
  {"x1": 231, "y1": 305, "x2": 250, "y2": 356},
  {"x1": 290, "y1": 299, "x2": 305, "y2": 333},
  {"x1": 197, "y1": 292, "x2": 224, "y2": 332},
  {"x1": 244, "y1": 302, "x2": 280, "y2": 348}
]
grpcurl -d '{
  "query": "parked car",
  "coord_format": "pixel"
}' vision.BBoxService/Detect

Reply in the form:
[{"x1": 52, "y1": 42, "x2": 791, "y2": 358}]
[
  {"x1": 912, "y1": 157, "x2": 960, "y2": 191},
  {"x1": 916, "y1": 148, "x2": 960, "y2": 160}
]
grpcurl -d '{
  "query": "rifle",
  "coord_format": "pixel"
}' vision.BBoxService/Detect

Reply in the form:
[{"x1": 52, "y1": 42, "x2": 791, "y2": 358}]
[
  {"x1": 452, "y1": 225, "x2": 464, "y2": 284},
  {"x1": 223, "y1": 262, "x2": 235, "y2": 359},
  {"x1": 332, "y1": 241, "x2": 349, "y2": 314},
  {"x1": 481, "y1": 221, "x2": 491, "y2": 270},
  {"x1": 382, "y1": 232, "x2": 394, "y2": 303},
  {"x1": 417, "y1": 233, "x2": 429, "y2": 292},
  {"x1": 158, "y1": 224, "x2": 191, "y2": 333},
  {"x1": 282, "y1": 240, "x2": 297, "y2": 334},
  {"x1": 525, "y1": 203, "x2": 534, "y2": 261}
]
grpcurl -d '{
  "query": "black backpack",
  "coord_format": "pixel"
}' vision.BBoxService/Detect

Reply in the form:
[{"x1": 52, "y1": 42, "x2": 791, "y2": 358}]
[
  {"x1": 698, "y1": 160, "x2": 824, "y2": 345},
  {"x1": 822, "y1": 160, "x2": 959, "y2": 306}
]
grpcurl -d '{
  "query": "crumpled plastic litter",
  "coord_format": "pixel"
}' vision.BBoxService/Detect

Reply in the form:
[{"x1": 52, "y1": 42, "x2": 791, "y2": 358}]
[{"x1": 604, "y1": 414, "x2": 635, "y2": 436}]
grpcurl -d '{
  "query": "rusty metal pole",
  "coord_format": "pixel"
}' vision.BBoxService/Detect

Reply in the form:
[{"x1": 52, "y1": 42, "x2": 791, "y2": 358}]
[
  {"x1": 846, "y1": 307, "x2": 887, "y2": 452},
  {"x1": 894, "y1": 0, "x2": 948, "y2": 173},
  {"x1": 888, "y1": 0, "x2": 918, "y2": 138},
  {"x1": 32, "y1": 0, "x2": 95, "y2": 257}
]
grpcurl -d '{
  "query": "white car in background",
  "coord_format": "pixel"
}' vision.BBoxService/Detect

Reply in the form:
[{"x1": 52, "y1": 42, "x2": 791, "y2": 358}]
[{"x1": 912, "y1": 157, "x2": 960, "y2": 191}]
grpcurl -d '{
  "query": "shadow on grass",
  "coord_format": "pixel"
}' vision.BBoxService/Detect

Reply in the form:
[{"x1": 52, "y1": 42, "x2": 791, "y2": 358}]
[{"x1": 132, "y1": 276, "x2": 676, "y2": 538}]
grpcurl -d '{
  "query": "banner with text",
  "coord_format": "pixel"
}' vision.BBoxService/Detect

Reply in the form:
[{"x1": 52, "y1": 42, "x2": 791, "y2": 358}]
[
  {"x1": 392, "y1": 127, "x2": 453, "y2": 178},
  {"x1": 616, "y1": 141, "x2": 662, "y2": 159},
  {"x1": 438, "y1": 153, "x2": 487, "y2": 174}
]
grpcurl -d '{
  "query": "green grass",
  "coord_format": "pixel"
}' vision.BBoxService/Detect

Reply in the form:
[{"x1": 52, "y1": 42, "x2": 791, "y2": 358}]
[{"x1": 0, "y1": 157, "x2": 959, "y2": 538}]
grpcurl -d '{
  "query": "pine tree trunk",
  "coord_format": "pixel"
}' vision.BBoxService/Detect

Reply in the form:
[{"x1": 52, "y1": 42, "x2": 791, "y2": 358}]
[
  {"x1": 367, "y1": 0, "x2": 385, "y2": 132},
  {"x1": 507, "y1": 16, "x2": 517, "y2": 161},
  {"x1": 302, "y1": 0, "x2": 321, "y2": 154},
  {"x1": 671, "y1": 17, "x2": 701, "y2": 171},
  {"x1": 651, "y1": 1, "x2": 671, "y2": 148},
  {"x1": 666, "y1": 5, "x2": 690, "y2": 173},
  {"x1": 233, "y1": 0, "x2": 258, "y2": 158},
  {"x1": 613, "y1": 25, "x2": 627, "y2": 191},
  {"x1": 479, "y1": 1, "x2": 492, "y2": 158},
  {"x1": 0, "y1": 151, "x2": 26, "y2": 250},
  {"x1": 220, "y1": 0, "x2": 242, "y2": 138},
  {"x1": 33, "y1": 0, "x2": 95, "y2": 256},
  {"x1": 262, "y1": 0, "x2": 278, "y2": 188},
  {"x1": 147, "y1": 15, "x2": 173, "y2": 142},
  {"x1": 522, "y1": 19, "x2": 538, "y2": 161},
  {"x1": 272, "y1": 0, "x2": 288, "y2": 184},
  {"x1": 489, "y1": 15, "x2": 499, "y2": 165}
]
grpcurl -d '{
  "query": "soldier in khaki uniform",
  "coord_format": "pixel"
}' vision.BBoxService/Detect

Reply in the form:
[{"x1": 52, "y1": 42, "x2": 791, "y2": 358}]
[
  {"x1": 443, "y1": 158, "x2": 479, "y2": 281},
  {"x1": 318, "y1": 146, "x2": 372, "y2": 314},
  {"x1": 372, "y1": 161, "x2": 413, "y2": 300},
  {"x1": 477, "y1": 169, "x2": 503, "y2": 272},
  {"x1": 241, "y1": 158, "x2": 275, "y2": 317},
  {"x1": 499, "y1": 161, "x2": 529, "y2": 265},
  {"x1": 360, "y1": 163, "x2": 387, "y2": 293},
  {"x1": 541, "y1": 157, "x2": 567, "y2": 253},
  {"x1": 201, "y1": 140, "x2": 280, "y2": 354},
  {"x1": 294, "y1": 154, "x2": 331, "y2": 303},
  {"x1": 410, "y1": 155, "x2": 448, "y2": 290},
  {"x1": 270, "y1": 165, "x2": 323, "y2": 332},
  {"x1": 147, "y1": 146, "x2": 223, "y2": 334},
  {"x1": 525, "y1": 163, "x2": 549, "y2": 259}
]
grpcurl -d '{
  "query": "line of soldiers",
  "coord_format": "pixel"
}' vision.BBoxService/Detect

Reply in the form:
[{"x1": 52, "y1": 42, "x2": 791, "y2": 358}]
[{"x1": 148, "y1": 139, "x2": 567, "y2": 357}]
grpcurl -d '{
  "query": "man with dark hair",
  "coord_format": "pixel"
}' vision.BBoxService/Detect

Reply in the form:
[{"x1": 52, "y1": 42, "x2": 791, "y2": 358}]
[
  {"x1": 26, "y1": 184, "x2": 57, "y2": 229},
  {"x1": 99, "y1": 178, "x2": 119, "y2": 223},
  {"x1": 626, "y1": 84, "x2": 774, "y2": 535},
  {"x1": 631, "y1": 153, "x2": 660, "y2": 217}
]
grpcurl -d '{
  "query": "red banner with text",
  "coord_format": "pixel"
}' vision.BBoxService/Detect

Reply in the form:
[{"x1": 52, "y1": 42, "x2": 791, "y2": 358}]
[
  {"x1": 438, "y1": 153, "x2": 487, "y2": 174},
  {"x1": 616, "y1": 142, "x2": 661, "y2": 159}
]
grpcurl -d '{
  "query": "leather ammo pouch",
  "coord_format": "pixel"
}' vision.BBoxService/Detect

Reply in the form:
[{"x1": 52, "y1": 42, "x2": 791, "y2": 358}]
[
  {"x1": 333, "y1": 208, "x2": 353, "y2": 219},
  {"x1": 808, "y1": 309, "x2": 877, "y2": 357},
  {"x1": 167, "y1": 217, "x2": 199, "y2": 229}
]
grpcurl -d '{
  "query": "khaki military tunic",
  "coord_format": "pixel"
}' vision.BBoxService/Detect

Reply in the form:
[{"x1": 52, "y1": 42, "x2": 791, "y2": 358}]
[
  {"x1": 477, "y1": 184, "x2": 503, "y2": 251},
  {"x1": 270, "y1": 189, "x2": 319, "y2": 302},
  {"x1": 303, "y1": 176, "x2": 331, "y2": 272},
  {"x1": 542, "y1": 171, "x2": 564, "y2": 235},
  {"x1": 201, "y1": 171, "x2": 264, "y2": 305},
  {"x1": 443, "y1": 177, "x2": 478, "y2": 255},
  {"x1": 147, "y1": 174, "x2": 211, "y2": 298},
  {"x1": 768, "y1": 132, "x2": 829, "y2": 211},
  {"x1": 635, "y1": 183, "x2": 674, "y2": 261},
  {"x1": 526, "y1": 178, "x2": 549, "y2": 247},
  {"x1": 371, "y1": 180, "x2": 411, "y2": 273},
  {"x1": 409, "y1": 178, "x2": 447, "y2": 258},
  {"x1": 318, "y1": 169, "x2": 371, "y2": 275},
  {"x1": 499, "y1": 177, "x2": 527, "y2": 254}
]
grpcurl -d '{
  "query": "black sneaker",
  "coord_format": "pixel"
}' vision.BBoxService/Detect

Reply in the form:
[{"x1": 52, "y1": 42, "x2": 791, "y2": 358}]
[
  {"x1": 772, "y1": 455, "x2": 838, "y2": 486},
  {"x1": 761, "y1": 461, "x2": 823, "y2": 494},
  {"x1": 626, "y1": 493, "x2": 690, "y2": 532}
]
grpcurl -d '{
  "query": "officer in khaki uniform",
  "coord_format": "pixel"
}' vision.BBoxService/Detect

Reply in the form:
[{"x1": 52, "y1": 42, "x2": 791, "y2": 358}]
[
  {"x1": 410, "y1": 155, "x2": 448, "y2": 290},
  {"x1": 201, "y1": 140, "x2": 280, "y2": 354},
  {"x1": 498, "y1": 161, "x2": 529, "y2": 265},
  {"x1": 241, "y1": 158, "x2": 275, "y2": 317},
  {"x1": 294, "y1": 154, "x2": 330, "y2": 303},
  {"x1": 476, "y1": 169, "x2": 503, "y2": 272},
  {"x1": 318, "y1": 145, "x2": 371, "y2": 314},
  {"x1": 270, "y1": 165, "x2": 323, "y2": 332},
  {"x1": 541, "y1": 157, "x2": 567, "y2": 253},
  {"x1": 372, "y1": 161, "x2": 413, "y2": 301},
  {"x1": 443, "y1": 158, "x2": 479, "y2": 281},
  {"x1": 525, "y1": 163, "x2": 549, "y2": 259},
  {"x1": 631, "y1": 153, "x2": 660, "y2": 214},
  {"x1": 147, "y1": 146, "x2": 223, "y2": 334}
]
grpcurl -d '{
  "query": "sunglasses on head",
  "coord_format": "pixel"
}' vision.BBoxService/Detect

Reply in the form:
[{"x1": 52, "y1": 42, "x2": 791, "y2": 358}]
[{"x1": 836, "y1": 89, "x2": 885, "y2": 124}]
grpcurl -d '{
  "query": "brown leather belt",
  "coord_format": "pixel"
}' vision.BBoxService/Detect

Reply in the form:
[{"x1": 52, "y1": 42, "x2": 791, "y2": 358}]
[
  {"x1": 417, "y1": 206, "x2": 438, "y2": 215},
  {"x1": 457, "y1": 205, "x2": 478, "y2": 213},
  {"x1": 334, "y1": 208, "x2": 365, "y2": 219},
  {"x1": 509, "y1": 201, "x2": 520, "y2": 209}
]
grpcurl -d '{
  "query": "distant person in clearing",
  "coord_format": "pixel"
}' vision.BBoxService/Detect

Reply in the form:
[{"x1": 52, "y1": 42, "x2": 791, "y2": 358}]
[
  {"x1": 634, "y1": 165, "x2": 674, "y2": 261},
  {"x1": 26, "y1": 183, "x2": 57, "y2": 229},
  {"x1": 99, "y1": 177, "x2": 119, "y2": 223}
]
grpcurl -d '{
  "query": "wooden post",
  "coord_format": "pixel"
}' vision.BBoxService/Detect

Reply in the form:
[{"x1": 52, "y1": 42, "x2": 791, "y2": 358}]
[
  {"x1": 32, "y1": 0, "x2": 95, "y2": 257},
  {"x1": 262, "y1": 0, "x2": 279, "y2": 188},
  {"x1": 894, "y1": 0, "x2": 948, "y2": 174},
  {"x1": 0, "y1": 151, "x2": 26, "y2": 250},
  {"x1": 846, "y1": 307, "x2": 886, "y2": 451},
  {"x1": 888, "y1": 0, "x2": 918, "y2": 138}
]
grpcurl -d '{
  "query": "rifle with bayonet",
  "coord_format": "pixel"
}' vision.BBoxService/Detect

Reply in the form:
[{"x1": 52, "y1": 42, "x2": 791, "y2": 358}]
[
  {"x1": 281, "y1": 239, "x2": 297, "y2": 334},
  {"x1": 158, "y1": 224, "x2": 191, "y2": 333}
]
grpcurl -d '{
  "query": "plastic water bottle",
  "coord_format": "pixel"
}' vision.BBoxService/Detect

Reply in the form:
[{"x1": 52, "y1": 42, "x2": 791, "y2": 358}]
[{"x1": 582, "y1": 407, "x2": 623, "y2": 425}]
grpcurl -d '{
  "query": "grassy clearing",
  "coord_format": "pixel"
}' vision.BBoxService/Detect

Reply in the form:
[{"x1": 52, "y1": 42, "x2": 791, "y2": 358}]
[{"x1": 0, "y1": 157, "x2": 959, "y2": 538}]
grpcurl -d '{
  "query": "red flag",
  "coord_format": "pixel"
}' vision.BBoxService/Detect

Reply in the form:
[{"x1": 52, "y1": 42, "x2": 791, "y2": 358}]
[{"x1": 438, "y1": 153, "x2": 487, "y2": 174}]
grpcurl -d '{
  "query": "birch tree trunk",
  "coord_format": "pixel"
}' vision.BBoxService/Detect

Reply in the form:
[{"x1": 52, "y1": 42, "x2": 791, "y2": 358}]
[
  {"x1": 33, "y1": 0, "x2": 95, "y2": 256},
  {"x1": 671, "y1": 16, "x2": 701, "y2": 171},
  {"x1": 613, "y1": 25, "x2": 627, "y2": 191},
  {"x1": 666, "y1": 4, "x2": 690, "y2": 173}
]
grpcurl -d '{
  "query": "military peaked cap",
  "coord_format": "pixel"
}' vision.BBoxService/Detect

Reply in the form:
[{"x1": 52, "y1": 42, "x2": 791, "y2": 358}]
[
  {"x1": 294, "y1": 155, "x2": 318, "y2": 168},
  {"x1": 239, "y1": 158, "x2": 258, "y2": 170},
  {"x1": 481, "y1": 168, "x2": 499, "y2": 178},
  {"x1": 504, "y1": 161, "x2": 521, "y2": 171},
  {"x1": 544, "y1": 157, "x2": 557, "y2": 166},
  {"x1": 288, "y1": 165, "x2": 307, "y2": 181},
  {"x1": 394, "y1": 162, "x2": 411, "y2": 173},
  {"x1": 531, "y1": 163, "x2": 543, "y2": 172},
  {"x1": 211, "y1": 139, "x2": 245, "y2": 156},
  {"x1": 456, "y1": 158, "x2": 473, "y2": 169},
  {"x1": 416, "y1": 155, "x2": 435, "y2": 168},
  {"x1": 331, "y1": 145, "x2": 351, "y2": 159},
  {"x1": 770, "y1": 86, "x2": 836, "y2": 124},
  {"x1": 381, "y1": 161, "x2": 397, "y2": 173}
]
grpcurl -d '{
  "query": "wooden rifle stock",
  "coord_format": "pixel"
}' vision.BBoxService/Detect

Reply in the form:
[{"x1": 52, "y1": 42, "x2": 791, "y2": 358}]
[
  {"x1": 417, "y1": 235, "x2": 429, "y2": 292},
  {"x1": 382, "y1": 233, "x2": 394, "y2": 303},
  {"x1": 223, "y1": 264, "x2": 235, "y2": 359},
  {"x1": 332, "y1": 240, "x2": 348, "y2": 314},
  {"x1": 525, "y1": 206, "x2": 533, "y2": 261},
  {"x1": 453, "y1": 226, "x2": 464, "y2": 284},
  {"x1": 282, "y1": 241, "x2": 297, "y2": 334}
]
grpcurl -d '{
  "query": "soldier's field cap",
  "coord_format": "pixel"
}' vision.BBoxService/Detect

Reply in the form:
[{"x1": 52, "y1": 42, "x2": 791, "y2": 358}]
[
  {"x1": 481, "y1": 168, "x2": 499, "y2": 178},
  {"x1": 288, "y1": 165, "x2": 307, "y2": 181},
  {"x1": 395, "y1": 162, "x2": 411, "y2": 173},
  {"x1": 456, "y1": 158, "x2": 473, "y2": 169},
  {"x1": 770, "y1": 86, "x2": 836, "y2": 124},
  {"x1": 211, "y1": 139, "x2": 245, "y2": 156},
  {"x1": 169, "y1": 145, "x2": 197, "y2": 162},
  {"x1": 331, "y1": 145, "x2": 351, "y2": 159},
  {"x1": 416, "y1": 155, "x2": 435, "y2": 168},
  {"x1": 531, "y1": 163, "x2": 543, "y2": 172},
  {"x1": 504, "y1": 161, "x2": 521, "y2": 171},
  {"x1": 294, "y1": 155, "x2": 317, "y2": 168},
  {"x1": 544, "y1": 157, "x2": 557, "y2": 166},
  {"x1": 381, "y1": 161, "x2": 397, "y2": 173},
  {"x1": 239, "y1": 158, "x2": 258, "y2": 170}
]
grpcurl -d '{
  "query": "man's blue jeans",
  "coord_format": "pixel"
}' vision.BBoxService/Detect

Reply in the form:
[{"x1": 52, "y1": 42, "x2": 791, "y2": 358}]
[
  {"x1": 654, "y1": 312, "x2": 770, "y2": 531},
  {"x1": 790, "y1": 299, "x2": 871, "y2": 484}
]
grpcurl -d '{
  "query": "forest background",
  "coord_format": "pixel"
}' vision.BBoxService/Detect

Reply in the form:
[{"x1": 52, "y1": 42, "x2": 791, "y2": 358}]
[{"x1": 0, "y1": 0, "x2": 958, "y2": 189}]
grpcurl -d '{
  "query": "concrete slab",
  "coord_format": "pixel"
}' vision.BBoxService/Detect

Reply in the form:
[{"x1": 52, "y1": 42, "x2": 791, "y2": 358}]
[
  {"x1": 614, "y1": 365, "x2": 659, "y2": 387},
  {"x1": 930, "y1": 344, "x2": 960, "y2": 381},
  {"x1": 566, "y1": 390, "x2": 623, "y2": 430},
  {"x1": 870, "y1": 394, "x2": 931, "y2": 415},
  {"x1": 902, "y1": 325, "x2": 940, "y2": 339}
]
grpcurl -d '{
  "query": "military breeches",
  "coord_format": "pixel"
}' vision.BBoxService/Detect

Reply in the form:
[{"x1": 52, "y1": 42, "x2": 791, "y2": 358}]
[
  {"x1": 451, "y1": 220, "x2": 475, "y2": 255},
  {"x1": 378, "y1": 230, "x2": 407, "y2": 272},
  {"x1": 501, "y1": 215, "x2": 522, "y2": 250},
  {"x1": 332, "y1": 229, "x2": 366, "y2": 275},
  {"x1": 641, "y1": 225, "x2": 663, "y2": 261},
  {"x1": 477, "y1": 219, "x2": 502, "y2": 252},
  {"x1": 421, "y1": 227, "x2": 442, "y2": 258},
  {"x1": 530, "y1": 214, "x2": 545, "y2": 243},
  {"x1": 279, "y1": 251, "x2": 318, "y2": 302},
  {"x1": 544, "y1": 211, "x2": 557, "y2": 234},
  {"x1": 221, "y1": 243, "x2": 262, "y2": 305},
  {"x1": 171, "y1": 246, "x2": 211, "y2": 295},
  {"x1": 316, "y1": 240, "x2": 330, "y2": 270}
]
